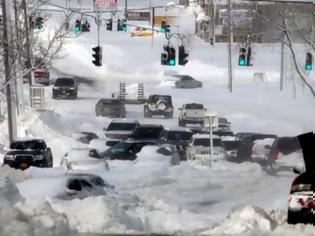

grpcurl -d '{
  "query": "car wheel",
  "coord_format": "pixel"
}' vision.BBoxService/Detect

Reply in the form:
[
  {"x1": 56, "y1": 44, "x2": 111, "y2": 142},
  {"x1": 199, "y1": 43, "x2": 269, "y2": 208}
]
[{"x1": 287, "y1": 210, "x2": 300, "y2": 224}]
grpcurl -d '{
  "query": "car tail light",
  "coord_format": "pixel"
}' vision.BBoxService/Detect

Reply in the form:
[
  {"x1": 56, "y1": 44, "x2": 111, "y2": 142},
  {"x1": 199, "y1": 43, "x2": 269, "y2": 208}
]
[
  {"x1": 307, "y1": 200, "x2": 315, "y2": 209},
  {"x1": 297, "y1": 198, "x2": 305, "y2": 206}
]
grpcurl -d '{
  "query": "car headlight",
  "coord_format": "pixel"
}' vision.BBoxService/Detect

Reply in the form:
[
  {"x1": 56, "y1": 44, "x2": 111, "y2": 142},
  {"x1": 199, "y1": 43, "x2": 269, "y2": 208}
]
[
  {"x1": 53, "y1": 87, "x2": 60, "y2": 90},
  {"x1": 5, "y1": 154, "x2": 14, "y2": 161},
  {"x1": 33, "y1": 154, "x2": 44, "y2": 161},
  {"x1": 70, "y1": 87, "x2": 74, "y2": 90}
]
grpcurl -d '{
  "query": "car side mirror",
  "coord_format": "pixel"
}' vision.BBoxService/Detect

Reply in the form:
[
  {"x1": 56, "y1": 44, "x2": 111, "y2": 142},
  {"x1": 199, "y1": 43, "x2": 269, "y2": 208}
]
[
  {"x1": 178, "y1": 108, "x2": 182, "y2": 111},
  {"x1": 293, "y1": 166, "x2": 303, "y2": 174},
  {"x1": 264, "y1": 145, "x2": 272, "y2": 149}
]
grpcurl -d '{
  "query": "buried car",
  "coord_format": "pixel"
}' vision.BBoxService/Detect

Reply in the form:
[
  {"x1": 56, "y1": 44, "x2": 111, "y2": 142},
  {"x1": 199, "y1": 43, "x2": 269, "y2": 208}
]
[
  {"x1": 55, "y1": 173, "x2": 115, "y2": 200},
  {"x1": 60, "y1": 148, "x2": 109, "y2": 170}
]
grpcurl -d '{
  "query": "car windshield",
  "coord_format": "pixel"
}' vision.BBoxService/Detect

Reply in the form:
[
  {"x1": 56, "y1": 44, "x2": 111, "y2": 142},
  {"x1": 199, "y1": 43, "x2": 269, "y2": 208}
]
[
  {"x1": 193, "y1": 138, "x2": 222, "y2": 147},
  {"x1": 106, "y1": 142, "x2": 131, "y2": 154},
  {"x1": 10, "y1": 141, "x2": 45, "y2": 150},
  {"x1": 131, "y1": 127, "x2": 162, "y2": 139},
  {"x1": 223, "y1": 140, "x2": 241, "y2": 150},
  {"x1": 167, "y1": 131, "x2": 193, "y2": 141},
  {"x1": 100, "y1": 99, "x2": 123, "y2": 106},
  {"x1": 213, "y1": 131, "x2": 234, "y2": 137},
  {"x1": 185, "y1": 104, "x2": 203, "y2": 109},
  {"x1": 107, "y1": 122, "x2": 136, "y2": 131},
  {"x1": 55, "y1": 78, "x2": 74, "y2": 86},
  {"x1": 181, "y1": 76, "x2": 193, "y2": 81}
]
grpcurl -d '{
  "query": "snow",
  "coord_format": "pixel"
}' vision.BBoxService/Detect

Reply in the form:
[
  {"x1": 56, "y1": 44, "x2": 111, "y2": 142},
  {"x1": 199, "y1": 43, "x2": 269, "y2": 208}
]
[{"x1": 0, "y1": 0, "x2": 314, "y2": 235}]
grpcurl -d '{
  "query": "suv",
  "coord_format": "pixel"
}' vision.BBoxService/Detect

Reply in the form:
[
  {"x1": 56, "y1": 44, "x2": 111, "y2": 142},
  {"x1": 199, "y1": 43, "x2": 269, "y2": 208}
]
[
  {"x1": 159, "y1": 128, "x2": 193, "y2": 160},
  {"x1": 144, "y1": 94, "x2": 173, "y2": 118},
  {"x1": 52, "y1": 77, "x2": 78, "y2": 99},
  {"x1": 178, "y1": 103, "x2": 206, "y2": 127},
  {"x1": 3, "y1": 139, "x2": 53, "y2": 169},
  {"x1": 186, "y1": 134, "x2": 226, "y2": 161},
  {"x1": 95, "y1": 99, "x2": 126, "y2": 118},
  {"x1": 129, "y1": 124, "x2": 164, "y2": 142},
  {"x1": 104, "y1": 119, "x2": 140, "y2": 140}
]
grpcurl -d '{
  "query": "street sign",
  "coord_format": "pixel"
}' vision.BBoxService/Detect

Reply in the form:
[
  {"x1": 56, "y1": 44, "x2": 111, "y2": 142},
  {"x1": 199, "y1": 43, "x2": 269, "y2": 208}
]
[
  {"x1": 93, "y1": 0, "x2": 117, "y2": 11},
  {"x1": 127, "y1": 12, "x2": 150, "y2": 21}
]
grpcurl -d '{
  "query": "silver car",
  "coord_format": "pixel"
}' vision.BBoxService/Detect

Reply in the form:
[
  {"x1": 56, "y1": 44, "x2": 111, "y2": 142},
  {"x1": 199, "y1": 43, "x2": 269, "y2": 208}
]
[{"x1": 174, "y1": 75, "x2": 202, "y2": 89}]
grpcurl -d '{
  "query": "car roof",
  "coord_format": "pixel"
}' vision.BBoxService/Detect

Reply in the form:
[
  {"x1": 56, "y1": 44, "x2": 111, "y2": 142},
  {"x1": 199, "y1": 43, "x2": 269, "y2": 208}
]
[
  {"x1": 56, "y1": 77, "x2": 75, "y2": 81},
  {"x1": 13, "y1": 138, "x2": 44, "y2": 142},
  {"x1": 110, "y1": 118, "x2": 139, "y2": 124},
  {"x1": 163, "y1": 128, "x2": 193, "y2": 132},
  {"x1": 192, "y1": 134, "x2": 221, "y2": 139},
  {"x1": 149, "y1": 94, "x2": 171, "y2": 98},
  {"x1": 184, "y1": 102, "x2": 203, "y2": 106}
]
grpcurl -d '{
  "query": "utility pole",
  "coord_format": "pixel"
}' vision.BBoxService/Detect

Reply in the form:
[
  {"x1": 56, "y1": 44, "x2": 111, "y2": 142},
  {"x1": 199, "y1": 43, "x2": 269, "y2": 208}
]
[
  {"x1": 22, "y1": 0, "x2": 33, "y2": 86},
  {"x1": 125, "y1": 0, "x2": 128, "y2": 18},
  {"x1": 2, "y1": 0, "x2": 17, "y2": 144},
  {"x1": 227, "y1": 0, "x2": 233, "y2": 93},
  {"x1": 280, "y1": 31, "x2": 285, "y2": 91}
]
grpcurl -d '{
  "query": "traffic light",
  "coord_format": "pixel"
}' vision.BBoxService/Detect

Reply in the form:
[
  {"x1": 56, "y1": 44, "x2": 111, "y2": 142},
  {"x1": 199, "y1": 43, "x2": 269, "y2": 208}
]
[
  {"x1": 161, "y1": 20, "x2": 170, "y2": 33},
  {"x1": 117, "y1": 19, "x2": 121, "y2": 31},
  {"x1": 74, "y1": 20, "x2": 81, "y2": 32},
  {"x1": 246, "y1": 46, "x2": 251, "y2": 66},
  {"x1": 210, "y1": 37, "x2": 214, "y2": 46},
  {"x1": 178, "y1": 45, "x2": 188, "y2": 65},
  {"x1": 161, "y1": 45, "x2": 169, "y2": 65},
  {"x1": 106, "y1": 19, "x2": 113, "y2": 31},
  {"x1": 92, "y1": 46, "x2": 102, "y2": 66},
  {"x1": 121, "y1": 19, "x2": 127, "y2": 32},
  {"x1": 305, "y1": 52, "x2": 313, "y2": 71},
  {"x1": 161, "y1": 45, "x2": 175, "y2": 66},
  {"x1": 34, "y1": 17, "x2": 44, "y2": 29},
  {"x1": 238, "y1": 47, "x2": 247, "y2": 66}
]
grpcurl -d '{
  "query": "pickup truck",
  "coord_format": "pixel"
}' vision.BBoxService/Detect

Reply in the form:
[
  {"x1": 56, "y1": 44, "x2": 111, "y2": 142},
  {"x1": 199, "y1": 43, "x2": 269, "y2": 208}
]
[
  {"x1": 3, "y1": 139, "x2": 53, "y2": 170},
  {"x1": 178, "y1": 103, "x2": 206, "y2": 127}
]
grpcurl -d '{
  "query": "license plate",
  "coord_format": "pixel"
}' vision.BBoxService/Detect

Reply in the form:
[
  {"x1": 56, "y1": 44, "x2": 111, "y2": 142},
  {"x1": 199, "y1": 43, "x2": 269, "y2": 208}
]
[{"x1": 20, "y1": 163, "x2": 28, "y2": 168}]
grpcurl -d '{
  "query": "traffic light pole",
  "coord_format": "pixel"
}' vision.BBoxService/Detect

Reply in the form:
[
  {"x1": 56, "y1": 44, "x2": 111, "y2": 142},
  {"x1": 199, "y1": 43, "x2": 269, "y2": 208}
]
[
  {"x1": 227, "y1": 0, "x2": 233, "y2": 93},
  {"x1": 280, "y1": 31, "x2": 285, "y2": 91}
]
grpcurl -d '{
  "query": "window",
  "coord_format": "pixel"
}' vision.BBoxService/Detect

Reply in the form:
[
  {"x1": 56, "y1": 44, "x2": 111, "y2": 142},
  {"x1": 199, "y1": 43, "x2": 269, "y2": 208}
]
[
  {"x1": 185, "y1": 104, "x2": 204, "y2": 109},
  {"x1": 107, "y1": 122, "x2": 137, "y2": 131},
  {"x1": 193, "y1": 138, "x2": 222, "y2": 147},
  {"x1": 55, "y1": 78, "x2": 74, "y2": 86},
  {"x1": 167, "y1": 131, "x2": 193, "y2": 141}
]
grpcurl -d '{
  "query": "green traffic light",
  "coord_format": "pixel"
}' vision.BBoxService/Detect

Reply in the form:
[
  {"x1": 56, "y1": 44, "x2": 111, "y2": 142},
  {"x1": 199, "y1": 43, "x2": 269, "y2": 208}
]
[
  {"x1": 239, "y1": 60, "x2": 245, "y2": 66},
  {"x1": 305, "y1": 64, "x2": 312, "y2": 71},
  {"x1": 169, "y1": 59, "x2": 175, "y2": 66},
  {"x1": 75, "y1": 26, "x2": 80, "y2": 32}
]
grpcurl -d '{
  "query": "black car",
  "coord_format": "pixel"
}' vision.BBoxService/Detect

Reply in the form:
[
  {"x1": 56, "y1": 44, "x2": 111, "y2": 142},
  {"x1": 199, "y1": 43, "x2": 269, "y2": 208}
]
[
  {"x1": 103, "y1": 140, "x2": 157, "y2": 160},
  {"x1": 52, "y1": 77, "x2": 78, "y2": 99},
  {"x1": 3, "y1": 139, "x2": 53, "y2": 170},
  {"x1": 143, "y1": 95, "x2": 173, "y2": 118},
  {"x1": 174, "y1": 75, "x2": 202, "y2": 89},
  {"x1": 159, "y1": 128, "x2": 193, "y2": 160},
  {"x1": 129, "y1": 124, "x2": 164, "y2": 142}
]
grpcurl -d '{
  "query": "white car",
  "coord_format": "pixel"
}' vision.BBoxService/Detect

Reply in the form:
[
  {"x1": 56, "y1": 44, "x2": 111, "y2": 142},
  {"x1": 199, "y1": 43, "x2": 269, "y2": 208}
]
[
  {"x1": 251, "y1": 138, "x2": 276, "y2": 164},
  {"x1": 186, "y1": 134, "x2": 226, "y2": 162},
  {"x1": 104, "y1": 119, "x2": 140, "y2": 140},
  {"x1": 60, "y1": 148, "x2": 109, "y2": 170},
  {"x1": 178, "y1": 103, "x2": 206, "y2": 127},
  {"x1": 55, "y1": 173, "x2": 115, "y2": 200}
]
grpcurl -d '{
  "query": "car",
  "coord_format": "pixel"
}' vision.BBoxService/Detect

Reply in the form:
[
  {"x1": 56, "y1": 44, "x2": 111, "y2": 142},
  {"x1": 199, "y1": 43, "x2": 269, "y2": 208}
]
[
  {"x1": 284, "y1": 132, "x2": 314, "y2": 225},
  {"x1": 103, "y1": 140, "x2": 157, "y2": 161},
  {"x1": 95, "y1": 99, "x2": 126, "y2": 118},
  {"x1": 159, "y1": 128, "x2": 194, "y2": 160},
  {"x1": 72, "y1": 132, "x2": 99, "y2": 144},
  {"x1": 178, "y1": 103, "x2": 206, "y2": 127},
  {"x1": 251, "y1": 137, "x2": 276, "y2": 165},
  {"x1": 143, "y1": 94, "x2": 173, "y2": 118},
  {"x1": 3, "y1": 139, "x2": 53, "y2": 169},
  {"x1": 129, "y1": 124, "x2": 164, "y2": 142},
  {"x1": 222, "y1": 136, "x2": 241, "y2": 161},
  {"x1": 60, "y1": 148, "x2": 109, "y2": 170},
  {"x1": 55, "y1": 173, "x2": 115, "y2": 200},
  {"x1": 236, "y1": 133, "x2": 277, "y2": 162},
  {"x1": 136, "y1": 144, "x2": 181, "y2": 166},
  {"x1": 186, "y1": 134, "x2": 226, "y2": 162},
  {"x1": 174, "y1": 75, "x2": 202, "y2": 89},
  {"x1": 130, "y1": 26, "x2": 153, "y2": 37},
  {"x1": 34, "y1": 68, "x2": 50, "y2": 86},
  {"x1": 104, "y1": 119, "x2": 140, "y2": 140},
  {"x1": 52, "y1": 77, "x2": 78, "y2": 99}
]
